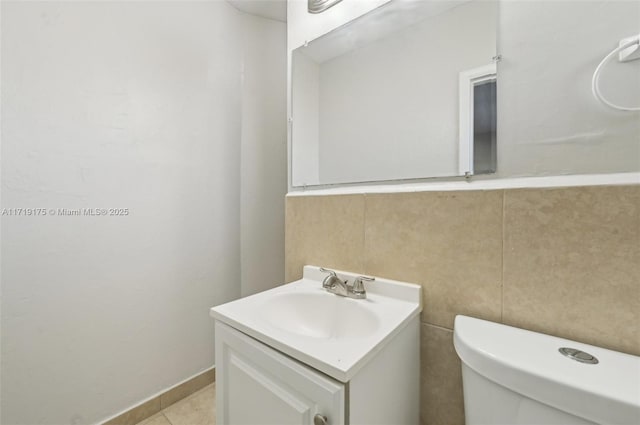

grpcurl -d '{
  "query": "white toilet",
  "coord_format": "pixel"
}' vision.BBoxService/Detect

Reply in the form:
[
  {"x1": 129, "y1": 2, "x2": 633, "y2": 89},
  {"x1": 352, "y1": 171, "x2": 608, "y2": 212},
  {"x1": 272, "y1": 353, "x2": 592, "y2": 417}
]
[{"x1": 454, "y1": 315, "x2": 640, "y2": 425}]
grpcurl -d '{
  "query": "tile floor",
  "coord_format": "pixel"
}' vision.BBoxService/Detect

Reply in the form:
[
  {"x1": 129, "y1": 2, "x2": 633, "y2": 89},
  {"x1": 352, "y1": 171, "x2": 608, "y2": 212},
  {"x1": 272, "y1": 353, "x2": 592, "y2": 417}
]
[{"x1": 137, "y1": 384, "x2": 215, "y2": 425}]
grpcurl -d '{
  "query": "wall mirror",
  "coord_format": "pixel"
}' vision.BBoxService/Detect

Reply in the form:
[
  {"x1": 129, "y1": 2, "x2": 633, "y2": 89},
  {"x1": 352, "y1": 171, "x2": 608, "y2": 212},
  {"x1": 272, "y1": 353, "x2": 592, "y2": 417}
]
[{"x1": 291, "y1": 0, "x2": 498, "y2": 187}]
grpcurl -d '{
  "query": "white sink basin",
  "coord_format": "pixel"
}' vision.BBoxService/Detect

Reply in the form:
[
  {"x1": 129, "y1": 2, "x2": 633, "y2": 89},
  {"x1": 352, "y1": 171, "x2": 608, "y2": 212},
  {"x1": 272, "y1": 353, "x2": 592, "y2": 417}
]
[
  {"x1": 210, "y1": 265, "x2": 422, "y2": 382},
  {"x1": 257, "y1": 292, "x2": 380, "y2": 340}
]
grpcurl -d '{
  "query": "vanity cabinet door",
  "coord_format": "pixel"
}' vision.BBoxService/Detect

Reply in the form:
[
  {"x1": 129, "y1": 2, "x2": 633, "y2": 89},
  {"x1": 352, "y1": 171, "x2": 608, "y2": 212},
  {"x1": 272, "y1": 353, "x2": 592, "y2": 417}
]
[{"x1": 215, "y1": 322, "x2": 345, "y2": 425}]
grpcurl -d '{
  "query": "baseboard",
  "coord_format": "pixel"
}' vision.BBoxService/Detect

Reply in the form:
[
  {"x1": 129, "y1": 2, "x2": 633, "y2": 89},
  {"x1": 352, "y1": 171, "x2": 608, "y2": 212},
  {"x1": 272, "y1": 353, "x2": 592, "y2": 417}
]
[{"x1": 101, "y1": 367, "x2": 215, "y2": 425}]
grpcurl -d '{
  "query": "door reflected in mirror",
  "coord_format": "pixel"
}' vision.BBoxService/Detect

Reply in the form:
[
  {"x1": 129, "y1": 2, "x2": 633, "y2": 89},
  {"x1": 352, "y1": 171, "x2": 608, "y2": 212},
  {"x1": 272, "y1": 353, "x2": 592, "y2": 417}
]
[
  {"x1": 291, "y1": 0, "x2": 498, "y2": 187},
  {"x1": 473, "y1": 80, "x2": 497, "y2": 175}
]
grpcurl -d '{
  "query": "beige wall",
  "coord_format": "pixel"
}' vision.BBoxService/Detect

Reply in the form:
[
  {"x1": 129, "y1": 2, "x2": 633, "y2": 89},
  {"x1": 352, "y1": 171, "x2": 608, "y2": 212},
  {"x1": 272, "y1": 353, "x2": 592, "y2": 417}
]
[{"x1": 285, "y1": 185, "x2": 640, "y2": 425}]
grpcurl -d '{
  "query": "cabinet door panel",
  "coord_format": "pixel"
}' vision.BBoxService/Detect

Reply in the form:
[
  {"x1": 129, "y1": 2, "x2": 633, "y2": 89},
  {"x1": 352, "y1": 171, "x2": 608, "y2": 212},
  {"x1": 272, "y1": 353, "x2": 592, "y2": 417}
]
[{"x1": 215, "y1": 322, "x2": 345, "y2": 425}]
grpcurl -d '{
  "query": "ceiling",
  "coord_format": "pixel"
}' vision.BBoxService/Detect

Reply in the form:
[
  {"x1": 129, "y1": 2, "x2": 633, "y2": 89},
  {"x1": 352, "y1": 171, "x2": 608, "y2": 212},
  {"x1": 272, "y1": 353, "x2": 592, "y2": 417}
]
[{"x1": 227, "y1": 0, "x2": 288, "y2": 22}]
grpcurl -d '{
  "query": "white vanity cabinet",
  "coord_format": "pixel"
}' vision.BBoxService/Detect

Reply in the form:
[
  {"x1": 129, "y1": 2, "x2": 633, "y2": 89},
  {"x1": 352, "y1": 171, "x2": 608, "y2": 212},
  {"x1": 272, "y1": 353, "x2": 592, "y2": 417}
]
[
  {"x1": 210, "y1": 266, "x2": 422, "y2": 425},
  {"x1": 215, "y1": 322, "x2": 345, "y2": 425}
]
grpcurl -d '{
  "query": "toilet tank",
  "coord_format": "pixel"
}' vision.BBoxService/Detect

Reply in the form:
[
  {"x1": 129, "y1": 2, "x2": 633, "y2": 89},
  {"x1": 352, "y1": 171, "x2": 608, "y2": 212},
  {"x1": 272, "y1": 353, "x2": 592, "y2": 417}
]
[{"x1": 453, "y1": 316, "x2": 640, "y2": 425}]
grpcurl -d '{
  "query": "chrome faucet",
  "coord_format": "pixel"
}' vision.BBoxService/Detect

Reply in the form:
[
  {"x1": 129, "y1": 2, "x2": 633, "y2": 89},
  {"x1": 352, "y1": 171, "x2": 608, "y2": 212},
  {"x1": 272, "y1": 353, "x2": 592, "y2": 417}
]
[{"x1": 319, "y1": 267, "x2": 375, "y2": 299}]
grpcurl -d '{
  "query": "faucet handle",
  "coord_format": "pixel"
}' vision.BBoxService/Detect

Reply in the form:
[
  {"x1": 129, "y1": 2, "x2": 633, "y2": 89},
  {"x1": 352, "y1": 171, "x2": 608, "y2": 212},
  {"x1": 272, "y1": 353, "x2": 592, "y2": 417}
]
[
  {"x1": 319, "y1": 267, "x2": 337, "y2": 278},
  {"x1": 352, "y1": 275, "x2": 375, "y2": 294},
  {"x1": 319, "y1": 267, "x2": 339, "y2": 288}
]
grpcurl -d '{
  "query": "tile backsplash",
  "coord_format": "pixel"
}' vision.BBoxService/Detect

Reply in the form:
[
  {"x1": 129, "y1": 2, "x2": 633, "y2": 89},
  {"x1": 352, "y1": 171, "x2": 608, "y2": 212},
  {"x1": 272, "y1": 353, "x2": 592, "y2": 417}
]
[{"x1": 285, "y1": 184, "x2": 640, "y2": 425}]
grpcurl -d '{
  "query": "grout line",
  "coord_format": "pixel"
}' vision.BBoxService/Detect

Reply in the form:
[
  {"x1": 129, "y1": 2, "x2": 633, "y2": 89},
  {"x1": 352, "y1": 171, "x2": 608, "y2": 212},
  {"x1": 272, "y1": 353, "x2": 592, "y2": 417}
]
[
  {"x1": 501, "y1": 189, "x2": 506, "y2": 324},
  {"x1": 422, "y1": 321, "x2": 454, "y2": 333},
  {"x1": 160, "y1": 412, "x2": 172, "y2": 425},
  {"x1": 362, "y1": 193, "x2": 367, "y2": 274}
]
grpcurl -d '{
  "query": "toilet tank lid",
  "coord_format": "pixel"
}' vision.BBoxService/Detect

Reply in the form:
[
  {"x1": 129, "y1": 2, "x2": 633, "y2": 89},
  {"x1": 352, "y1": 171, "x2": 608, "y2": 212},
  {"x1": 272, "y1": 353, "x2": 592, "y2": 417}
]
[{"x1": 453, "y1": 315, "x2": 640, "y2": 425}]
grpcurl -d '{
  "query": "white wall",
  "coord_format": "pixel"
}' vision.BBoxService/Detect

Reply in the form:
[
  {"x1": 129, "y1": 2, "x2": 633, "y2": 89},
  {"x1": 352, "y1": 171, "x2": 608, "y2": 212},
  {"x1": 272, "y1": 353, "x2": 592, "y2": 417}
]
[
  {"x1": 497, "y1": 0, "x2": 640, "y2": 177},
  {"x1": 0, "y1": 1, "x2": 285, "y2": 424},
  {"x1": 240, "y1": 14, "x2": 287, "y2": 297}
]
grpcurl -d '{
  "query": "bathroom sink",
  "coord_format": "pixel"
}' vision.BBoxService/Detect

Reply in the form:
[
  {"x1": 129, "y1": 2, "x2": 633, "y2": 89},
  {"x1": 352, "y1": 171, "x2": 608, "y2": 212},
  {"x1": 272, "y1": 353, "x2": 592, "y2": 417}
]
[
  {"x1": 256, "y1": 292, "x2": 380, "y2": 340},
  {"x1": 210, "y1": 265, "x2": 422, "y2": 382}
]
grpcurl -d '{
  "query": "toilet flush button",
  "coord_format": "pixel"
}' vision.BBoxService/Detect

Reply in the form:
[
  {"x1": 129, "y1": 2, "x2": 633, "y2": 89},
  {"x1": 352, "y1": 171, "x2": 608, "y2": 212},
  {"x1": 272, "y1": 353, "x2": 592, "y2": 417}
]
[{"x1": 559, "y1": 347, "x2": 599, "y2": 364}]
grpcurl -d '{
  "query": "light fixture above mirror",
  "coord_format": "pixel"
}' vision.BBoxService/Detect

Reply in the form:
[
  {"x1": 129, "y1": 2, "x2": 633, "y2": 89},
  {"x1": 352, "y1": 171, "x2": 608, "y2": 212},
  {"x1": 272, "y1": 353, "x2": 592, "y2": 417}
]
[{"x1": 308, "y1": 0, "x2": 344, "y2": 14}]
